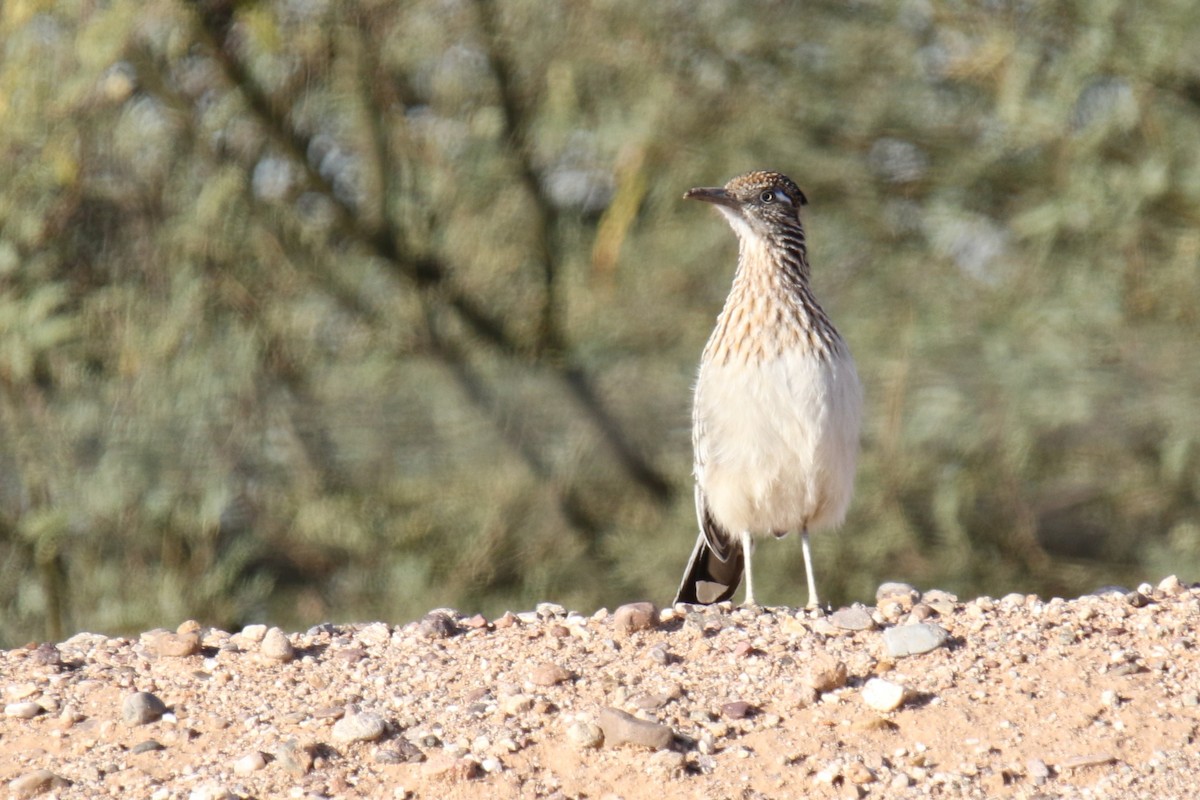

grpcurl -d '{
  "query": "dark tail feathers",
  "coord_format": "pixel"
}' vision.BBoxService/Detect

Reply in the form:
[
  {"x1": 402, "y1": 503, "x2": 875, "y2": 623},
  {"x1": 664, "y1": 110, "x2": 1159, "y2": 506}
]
[{"x1": 673, "y1": 531, "x2": 744, "y2": 605}]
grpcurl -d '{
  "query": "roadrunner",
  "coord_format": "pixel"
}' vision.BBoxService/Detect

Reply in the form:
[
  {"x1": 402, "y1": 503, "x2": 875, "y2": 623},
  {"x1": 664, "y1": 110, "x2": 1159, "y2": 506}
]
[{"x1": 674, "y1": 170, "x2": 862, "y2": 608}]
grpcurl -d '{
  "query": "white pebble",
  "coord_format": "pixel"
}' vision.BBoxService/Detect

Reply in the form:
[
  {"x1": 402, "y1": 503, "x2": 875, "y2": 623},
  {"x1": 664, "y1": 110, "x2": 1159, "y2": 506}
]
[
  {"x1": 861, "y1": 678, "x2": 908, "y2": 712},
  {"x1": 239, "y1": 624, "x2": 268, "y2": 643},
  {"x1": 4, "y1": 701, "x2": 44, "y2": 719},
  {"x1": 332, "y1": 711, "x2": 387, "y2": 744},
  {"x1": 233, "y1": 751, "x2": 267, "y2": 775}
]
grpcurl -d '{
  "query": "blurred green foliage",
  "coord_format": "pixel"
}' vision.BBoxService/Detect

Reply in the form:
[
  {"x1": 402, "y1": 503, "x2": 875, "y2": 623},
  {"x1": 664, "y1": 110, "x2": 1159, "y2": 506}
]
[{"x1": 1, "y1": 0, "x2": 1198, "y2": 645}]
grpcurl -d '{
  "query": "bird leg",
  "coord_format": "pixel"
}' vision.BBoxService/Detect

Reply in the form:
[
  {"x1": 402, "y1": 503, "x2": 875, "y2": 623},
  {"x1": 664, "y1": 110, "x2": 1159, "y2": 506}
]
[
  {"x1": 801, "y1": 528, "x2": 819, "y2": 609},
  {"x1": 740, "y1": 530, "x2": 756, "y2": 606}
]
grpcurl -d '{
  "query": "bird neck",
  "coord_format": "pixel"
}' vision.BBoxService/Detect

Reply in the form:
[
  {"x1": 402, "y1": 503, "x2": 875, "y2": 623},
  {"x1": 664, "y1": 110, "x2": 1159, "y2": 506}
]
[
  {"x1": 733, "y1": 225, "x2": 813, "y2": 293},
  {"x1": 703, "y1": 224, "x2": 840, "y2": 366}
]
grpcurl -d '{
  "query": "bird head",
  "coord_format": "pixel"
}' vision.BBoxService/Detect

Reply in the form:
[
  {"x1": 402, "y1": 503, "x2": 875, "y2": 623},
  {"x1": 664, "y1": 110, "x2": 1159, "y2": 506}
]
[{"x1": 684, "y1": 170, "x2": 808, "y2": 240}]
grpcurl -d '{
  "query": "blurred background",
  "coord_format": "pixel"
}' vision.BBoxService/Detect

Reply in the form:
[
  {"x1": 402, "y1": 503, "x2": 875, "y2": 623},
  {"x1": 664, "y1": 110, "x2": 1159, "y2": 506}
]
[{"x1": 2, "y1": 0, "x2": 1198, "y2": 647}]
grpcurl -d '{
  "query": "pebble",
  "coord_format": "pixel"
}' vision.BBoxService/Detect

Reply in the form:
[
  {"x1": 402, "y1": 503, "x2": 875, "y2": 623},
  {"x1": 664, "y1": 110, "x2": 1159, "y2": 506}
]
[
  {"x1": 8, "y1": 770, "x2": 69, "y2": 798},
  {"x1": 123, "y1": 691, "x2": 168, "y2": 725},
  {"x1": 846, "y1": 761, "x2": 877, "y2": 784},
  {"x1": 883, "y1": 623, "x2": 949, "y2": 657},
  {"x1": 631, "y1": 688, "x2": 677, "y2": 710},
  {"x1": 720, "y1": 700, "x2": 755, "y2": 719},
  {"x1": 1157, "y1": 574, "x2": 1181, "y2": 594},
  {"x1": 233, "y1": 751, "x2": 268, "y2": 775},
  {"x1": 379, "y1": 740, "x2": 426, "y2": 764},
  {"x1": 536, "y1": 602, "x2": 567, "y2": 618},
  {"x1": 131, "y1": 739, "x2": 165, "y2": 754},
  {"x1": 6, "y1": 682, "x2": 38, "y2": 700},
  {"x1": 239, "y1": 624, "x2": 268, "y2": 643},
  {"x1": 1026, "y1": 757, "x2": 1051, "y2": 784},
  {"x1": 150, "y1": 631, "x2": 201, "y2": 657},
  {"x1": 810, "y1": 618, "x2": 841, "y2": 636},
  {"x1": 1126, "y1": 590, "x2": 1151, "y2": 608},
  {"x1": 358, "y1": 621, "x2": 392, "y2": 646},
  {"x1": 188, "y1": 782, "x2": 235, "y2": 800},
  {"x1": 861, "y1": 678, "x2": 908, "y2": 712},
  {"x1": 922, "y1": 590, "x2": 958, "y2": 616},
  {"x1": 260, "y1": 627, "x2": 295, "y2": 662},
  {"x1": 332, "y1": 711, "x2": 387, "y2": 744},
  {"x1": 274, "y1": 739, "x2": 315, "y2": 776},
  {"x1": 566, "y1": 720, "x2": 604, "y2": 748},
  {"x1": 876, "y1": 582, "x2": 921, "y2": 605},
  {"x1": 421, "y1": 753, "x2": 480, "y2": 781},
  {"x1": 529, "y1": 663, "x2": 571, "y2": 686},
  {"x1": 28, "y1": 643, "x2": 63, "y2": 668},
  {"x1": 500, "y1": 694, "x2": 534, "y2": 715},
  {"x1": 613, "y1": 601, "x2": 659, "y2": 634},
  {"x1": 5, "y1": 701, "x2": 44, "y2": 719},
  {"x1": 830, "y1": 605, "x2": 876, "y2": 631},
  {"x1": 596, "y1": 707, "x2": 674, "y2": 749},
  {"x1": 419, "y1": 611, "x2": 460, "y2": 639}
]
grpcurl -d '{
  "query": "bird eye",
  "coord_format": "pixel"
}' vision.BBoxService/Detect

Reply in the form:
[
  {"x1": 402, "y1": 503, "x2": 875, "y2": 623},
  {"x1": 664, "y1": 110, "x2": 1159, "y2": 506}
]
[{"x1": 759, "y1": 190, "x2": 776, "y2": 203}]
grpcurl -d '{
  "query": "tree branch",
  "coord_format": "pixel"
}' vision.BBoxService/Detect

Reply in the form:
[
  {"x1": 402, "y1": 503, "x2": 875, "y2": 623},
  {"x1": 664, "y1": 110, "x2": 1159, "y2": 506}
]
[{"x1": 185, "y1": 3, "x2": 674, "y2": 502}]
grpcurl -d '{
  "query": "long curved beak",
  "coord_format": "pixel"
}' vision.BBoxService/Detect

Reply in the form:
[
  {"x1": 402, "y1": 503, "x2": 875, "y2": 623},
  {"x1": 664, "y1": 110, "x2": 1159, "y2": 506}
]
[{"x1": 684, "y1": 186, "x2": 738, "y2": 209}]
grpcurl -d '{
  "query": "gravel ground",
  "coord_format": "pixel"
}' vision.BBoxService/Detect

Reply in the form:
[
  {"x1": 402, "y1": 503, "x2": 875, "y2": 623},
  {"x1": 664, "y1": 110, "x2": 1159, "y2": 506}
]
[{"x1": 3, "y1": 576, "x2": 1199, "y2": 799}]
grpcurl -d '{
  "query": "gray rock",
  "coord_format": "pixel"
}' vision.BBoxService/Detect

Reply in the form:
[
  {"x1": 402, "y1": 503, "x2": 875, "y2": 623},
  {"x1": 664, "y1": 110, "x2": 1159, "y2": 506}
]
[
  {"x1": 597, "y1": 707, "x2": 674, "y2": 749},
  {"x1": 260, "y1": 627, "x2": 294, "y2": 662},
  {"x1": 883, "y1": 623, "x2": 949, "y2": 657},
  {"x1": 332, "y1": 711, "x2": 387, "y2": 744},
  {"x1": 376, "y1": 740, "x2": 425, "y2": 763},
  {"x1": 130, "y1": 739, "x2": 164, "y2": 754},
  {"x1": 419, "y1": 611, "x2": 460, "y2": 639},
  {"x1": 122, "y1": 691, "x2": 168, "y2": 725},
  {"x1": 8, "y1": 769, "x2": 69, "y2": 798},
  {"x1": 830, "y1": 605, "x2": 876, "y2": 631},
  {"x1": 1125, "y1": 590, "x2": 1152, "y2": 608},
  {"x1": 274, "y1": 738, "x2": 315, "y2": 776}
]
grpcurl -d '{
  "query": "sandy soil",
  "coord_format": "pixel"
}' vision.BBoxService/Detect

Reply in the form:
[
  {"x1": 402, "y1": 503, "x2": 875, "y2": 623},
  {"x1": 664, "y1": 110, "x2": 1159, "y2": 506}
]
[{"x1": 2, "y1": 577, "x2": 1199, "y2": 799}]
